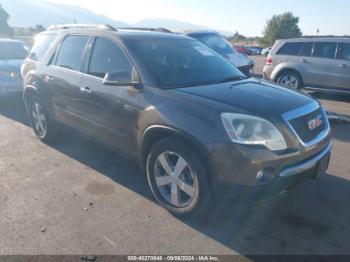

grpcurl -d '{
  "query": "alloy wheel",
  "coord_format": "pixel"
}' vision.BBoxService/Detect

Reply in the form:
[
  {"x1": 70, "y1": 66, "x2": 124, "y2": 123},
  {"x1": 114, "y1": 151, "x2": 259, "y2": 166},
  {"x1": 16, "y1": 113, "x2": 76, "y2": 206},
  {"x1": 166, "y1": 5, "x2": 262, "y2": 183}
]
[
  {"x1": 279, "y1": 75, "x2": 299, "y2": 89},
  {"x1": 153, "y1": 151, "x2": 197, "y2": 208},
  {"x1": 31, "y1": 102, "x2": 47, "y2": 138}
]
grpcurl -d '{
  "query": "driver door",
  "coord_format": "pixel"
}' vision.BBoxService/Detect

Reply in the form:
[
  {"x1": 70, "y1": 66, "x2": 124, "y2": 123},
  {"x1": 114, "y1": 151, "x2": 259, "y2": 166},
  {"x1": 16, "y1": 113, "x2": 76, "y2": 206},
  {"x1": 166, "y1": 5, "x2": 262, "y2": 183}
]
[{"x1": 78, "y1": 37, "x2": 141, "y2": 153}]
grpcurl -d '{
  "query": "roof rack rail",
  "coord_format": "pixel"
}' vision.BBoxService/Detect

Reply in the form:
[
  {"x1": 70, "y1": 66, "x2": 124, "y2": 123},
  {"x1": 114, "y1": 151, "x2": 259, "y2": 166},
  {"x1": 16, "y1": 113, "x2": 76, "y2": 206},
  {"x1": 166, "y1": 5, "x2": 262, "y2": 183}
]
[
  {"x1": 119, "y1": 27, "x2": 173, "y2": 33},
  {"x1": 283, "y1": 35, "x2": 350, "y2": 39},
  {"x1": 47, "y1": 24, "x2": 117, "y2": 31},
  {"x1": 303, "y1": 35, "x2": 350, "y2": 38}
]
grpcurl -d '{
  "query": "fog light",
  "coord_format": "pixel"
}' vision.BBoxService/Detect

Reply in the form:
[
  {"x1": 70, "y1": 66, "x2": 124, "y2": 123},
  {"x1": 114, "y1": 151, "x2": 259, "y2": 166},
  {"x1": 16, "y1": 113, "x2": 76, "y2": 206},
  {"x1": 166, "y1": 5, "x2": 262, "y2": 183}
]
[{"x1": 257, "y1": 167, "x2": 275, "y2": 183}]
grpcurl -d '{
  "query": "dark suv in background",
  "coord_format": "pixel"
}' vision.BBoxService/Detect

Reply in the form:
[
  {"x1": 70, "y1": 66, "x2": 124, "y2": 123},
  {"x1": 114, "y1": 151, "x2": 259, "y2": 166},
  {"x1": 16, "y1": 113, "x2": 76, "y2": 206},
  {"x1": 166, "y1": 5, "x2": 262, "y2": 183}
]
[
  {"x1": 21, "y1": 25, "x2": 332, "y2": 216},
  {"x1": 185, "y1": 31, "x2": 254, "y2": 76}
]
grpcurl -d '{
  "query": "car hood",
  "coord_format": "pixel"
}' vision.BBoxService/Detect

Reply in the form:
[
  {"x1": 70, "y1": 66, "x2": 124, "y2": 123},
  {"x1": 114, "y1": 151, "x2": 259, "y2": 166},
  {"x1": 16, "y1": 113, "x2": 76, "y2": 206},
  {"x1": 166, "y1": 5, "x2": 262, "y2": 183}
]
[
  {"x1": 0, "y1": 59, "x2": 23, "y2": 73},
  {"x1": 173, "y1": 79, "x2": 316, "y2": 121}
]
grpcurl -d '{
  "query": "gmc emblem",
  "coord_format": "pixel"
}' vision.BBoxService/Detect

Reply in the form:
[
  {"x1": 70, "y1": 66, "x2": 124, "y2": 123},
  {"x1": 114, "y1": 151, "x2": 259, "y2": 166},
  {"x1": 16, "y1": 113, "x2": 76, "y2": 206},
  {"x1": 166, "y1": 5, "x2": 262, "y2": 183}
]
[{"x1": 308, "y1": 115, "x2": 323, "y2": 130}]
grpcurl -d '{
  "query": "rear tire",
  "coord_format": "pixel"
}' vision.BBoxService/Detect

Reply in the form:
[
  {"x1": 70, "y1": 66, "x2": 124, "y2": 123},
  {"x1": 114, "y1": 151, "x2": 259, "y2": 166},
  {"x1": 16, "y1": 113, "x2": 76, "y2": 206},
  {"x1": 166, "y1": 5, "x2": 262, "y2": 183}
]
[
  {"x1": 27, "y1": 95, "x2": 60, "y2": 143},
  {"x1": 146, "y1": 138, "x2": 212, "y2": 217},
  {"x1": 276, "y1": 70, "x2": 303, "y2": 90}
]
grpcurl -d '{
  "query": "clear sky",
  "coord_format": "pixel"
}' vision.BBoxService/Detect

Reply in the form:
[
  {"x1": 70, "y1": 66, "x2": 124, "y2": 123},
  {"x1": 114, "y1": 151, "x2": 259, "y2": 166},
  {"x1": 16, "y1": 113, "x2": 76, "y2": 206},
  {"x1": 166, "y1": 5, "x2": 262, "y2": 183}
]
[{"x1": 49, "y1": 0, "x2": 350, "y2": 36}]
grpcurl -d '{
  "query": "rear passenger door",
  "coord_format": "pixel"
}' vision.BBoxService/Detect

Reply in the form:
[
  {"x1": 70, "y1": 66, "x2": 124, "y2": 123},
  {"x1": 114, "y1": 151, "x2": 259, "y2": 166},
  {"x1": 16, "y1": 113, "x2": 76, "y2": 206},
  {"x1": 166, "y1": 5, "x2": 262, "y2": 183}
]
[
  {"x1": 335, "y1": 42, "x2": 350, "y2": 90},
  {"x1": 79, "y1": 37, "x2": 140, "y2": 152},
  {"x1": 306, "y1": 41, "x2": 338, "y2": 88},
  {"x1": 45, "y1": 35, "x2": 90, "y2": 129}
]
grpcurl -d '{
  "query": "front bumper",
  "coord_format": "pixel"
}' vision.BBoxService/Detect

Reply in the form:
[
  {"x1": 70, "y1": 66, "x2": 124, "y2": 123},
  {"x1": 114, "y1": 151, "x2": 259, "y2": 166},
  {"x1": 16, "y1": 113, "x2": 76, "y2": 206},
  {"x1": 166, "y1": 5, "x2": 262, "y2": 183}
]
[
  {"x1": 0, "y1": 79, "x2": 23, "y2": 96},
  {"x1": 279, "y1": 141, "x2": 331, "y2": 178},
  {"x1": 209, "y1": 138, "x2": 332, "y2": 205}
]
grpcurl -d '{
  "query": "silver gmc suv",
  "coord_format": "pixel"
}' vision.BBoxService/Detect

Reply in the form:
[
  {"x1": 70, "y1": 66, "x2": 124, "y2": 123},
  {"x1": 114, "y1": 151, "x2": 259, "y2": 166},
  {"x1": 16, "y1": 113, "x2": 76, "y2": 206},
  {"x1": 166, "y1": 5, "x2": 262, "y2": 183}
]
[{"x1": 263, "y1": 37, "x2": 350, "y2": 93}]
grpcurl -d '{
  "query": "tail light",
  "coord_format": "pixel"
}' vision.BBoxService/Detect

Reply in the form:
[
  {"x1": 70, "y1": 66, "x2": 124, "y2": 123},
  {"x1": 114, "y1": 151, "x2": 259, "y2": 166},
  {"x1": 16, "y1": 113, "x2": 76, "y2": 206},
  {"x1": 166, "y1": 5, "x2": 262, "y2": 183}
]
[{"x1": 266, "y1": 56, "x2": 273, "y2": 65}]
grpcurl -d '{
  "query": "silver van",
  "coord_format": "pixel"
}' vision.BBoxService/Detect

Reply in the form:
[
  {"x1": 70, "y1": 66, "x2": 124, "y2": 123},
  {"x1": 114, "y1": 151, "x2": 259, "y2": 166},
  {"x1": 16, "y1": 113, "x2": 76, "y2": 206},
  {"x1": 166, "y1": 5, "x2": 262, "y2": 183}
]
[{"x1": 263, "y1": 37, "x2": 350, "y2": 93}]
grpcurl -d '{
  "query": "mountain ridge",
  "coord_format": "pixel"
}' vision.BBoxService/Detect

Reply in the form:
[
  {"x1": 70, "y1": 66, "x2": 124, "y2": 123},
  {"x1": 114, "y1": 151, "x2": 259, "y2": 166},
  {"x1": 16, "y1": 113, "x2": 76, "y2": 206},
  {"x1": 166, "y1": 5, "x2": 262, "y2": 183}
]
[{"x1": 1, "y1": 0, "x2": 234, "y2": 35}]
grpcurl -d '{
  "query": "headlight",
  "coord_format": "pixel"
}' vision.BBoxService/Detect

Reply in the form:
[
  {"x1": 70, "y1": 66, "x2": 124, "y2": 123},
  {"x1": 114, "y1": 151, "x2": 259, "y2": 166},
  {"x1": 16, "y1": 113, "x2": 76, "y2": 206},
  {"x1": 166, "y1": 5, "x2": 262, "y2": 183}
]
[
  {"x1": 0, "y1": 71, "x2": 19, "y2": 79},
  {"x1": 221, "y1": 113, "x2": 287, "y2": 151}
]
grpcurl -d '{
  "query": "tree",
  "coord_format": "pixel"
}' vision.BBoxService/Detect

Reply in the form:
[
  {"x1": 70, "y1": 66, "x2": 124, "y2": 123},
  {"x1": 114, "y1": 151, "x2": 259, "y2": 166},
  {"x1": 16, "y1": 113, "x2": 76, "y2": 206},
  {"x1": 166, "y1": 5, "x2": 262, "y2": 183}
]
[
  {"x1": 35, "y1": 24, "x2": 45, "y2": 32},
  {"x1": 27, "y1": 24, "x2": 45, "y2": 35},
  {"x1": 260, "y1": 12, "x2": 302, "y2": 47},
  {"x1": 229, "y1": 31, "x2": 247, "y2": 43},
  {"x1": 0, "y1": 4, "x2": 14, "y2": 37}
]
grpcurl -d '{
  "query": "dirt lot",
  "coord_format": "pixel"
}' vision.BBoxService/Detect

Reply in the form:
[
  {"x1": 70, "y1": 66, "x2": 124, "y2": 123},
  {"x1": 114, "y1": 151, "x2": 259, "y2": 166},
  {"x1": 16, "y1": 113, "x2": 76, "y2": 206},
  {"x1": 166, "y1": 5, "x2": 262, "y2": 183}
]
[{"x1": 0, "y1": 68, "x2": 349, "y2": 255}]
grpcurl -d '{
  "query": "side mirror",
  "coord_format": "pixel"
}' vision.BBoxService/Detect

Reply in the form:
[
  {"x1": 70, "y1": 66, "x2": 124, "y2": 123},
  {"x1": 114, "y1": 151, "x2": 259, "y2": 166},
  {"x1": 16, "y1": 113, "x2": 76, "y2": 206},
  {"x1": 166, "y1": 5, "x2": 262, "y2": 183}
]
[{"x1": 103, "y1": 67, "x2": 141, "y2": 88}]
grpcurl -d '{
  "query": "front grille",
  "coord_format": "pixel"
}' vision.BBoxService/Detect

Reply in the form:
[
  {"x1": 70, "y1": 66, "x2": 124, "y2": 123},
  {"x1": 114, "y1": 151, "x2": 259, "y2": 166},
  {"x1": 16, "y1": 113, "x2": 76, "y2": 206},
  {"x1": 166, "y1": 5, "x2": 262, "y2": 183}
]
[{"x1": 288, "y1": 108, "x2": 327, "y2": 144}]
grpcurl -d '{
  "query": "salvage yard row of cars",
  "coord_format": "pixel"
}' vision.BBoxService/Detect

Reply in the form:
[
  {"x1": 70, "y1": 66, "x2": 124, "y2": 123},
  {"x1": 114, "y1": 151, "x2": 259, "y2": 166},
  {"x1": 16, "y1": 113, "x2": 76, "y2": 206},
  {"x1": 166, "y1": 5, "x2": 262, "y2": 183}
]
[{"x1": 0, "y1": 25, "x2": 340, "y2": 216}]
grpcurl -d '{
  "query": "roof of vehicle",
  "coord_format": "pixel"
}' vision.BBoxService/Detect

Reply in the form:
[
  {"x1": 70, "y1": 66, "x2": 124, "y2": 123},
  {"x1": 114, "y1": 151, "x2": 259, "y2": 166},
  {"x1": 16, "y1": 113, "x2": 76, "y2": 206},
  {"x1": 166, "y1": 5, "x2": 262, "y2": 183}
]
[
  {"x1": 47, "y1": 24, "x2": 117, "y2": 31},
  {"x1": 184, "y1": 30, "x2": 220, "y2": 35},
  {"x1": 44, "y1": 24, "x2": 190, "y2": 40},
  {"x1": 115, "y1": 30, "x2": 191, "y2": 41},
  {"x1": 277, "y1": 36, "x2": 350, "y2": 42},
  {"x1": 119, "y1": 27, "x2": 173, "y2": 33}
]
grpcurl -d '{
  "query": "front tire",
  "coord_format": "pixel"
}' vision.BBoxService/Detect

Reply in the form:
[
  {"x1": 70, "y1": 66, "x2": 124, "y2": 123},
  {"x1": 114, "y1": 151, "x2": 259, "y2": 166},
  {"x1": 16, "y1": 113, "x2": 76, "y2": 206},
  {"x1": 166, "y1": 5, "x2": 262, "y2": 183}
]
[
  {"x1": 27, "y1": 95, "x2": 60, "y2": 142},
  {"x1": 146, "y1": 138, "x2": 212, "y2": 217}
]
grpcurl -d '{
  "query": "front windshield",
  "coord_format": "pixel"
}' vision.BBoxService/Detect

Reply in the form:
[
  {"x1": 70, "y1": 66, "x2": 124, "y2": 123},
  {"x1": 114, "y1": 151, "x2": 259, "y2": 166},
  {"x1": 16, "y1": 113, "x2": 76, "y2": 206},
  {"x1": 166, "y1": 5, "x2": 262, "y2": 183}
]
[
  {"x1": 189, "y1": 33, "x2": 236, "y2": 55},
  {"x1": 0, "y1": 42, "x2": 28, "y2": 60},
  {"x1": 128, "y1": 38, "x2": 244, "y2": 88}
]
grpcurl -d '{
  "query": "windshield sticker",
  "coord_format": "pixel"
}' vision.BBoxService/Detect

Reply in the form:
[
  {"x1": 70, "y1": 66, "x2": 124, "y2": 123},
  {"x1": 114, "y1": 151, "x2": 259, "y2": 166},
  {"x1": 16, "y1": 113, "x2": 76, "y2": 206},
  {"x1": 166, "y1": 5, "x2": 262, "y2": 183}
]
[{"x1": 194, "y1": 46, "x2": 215, "y2": 56}]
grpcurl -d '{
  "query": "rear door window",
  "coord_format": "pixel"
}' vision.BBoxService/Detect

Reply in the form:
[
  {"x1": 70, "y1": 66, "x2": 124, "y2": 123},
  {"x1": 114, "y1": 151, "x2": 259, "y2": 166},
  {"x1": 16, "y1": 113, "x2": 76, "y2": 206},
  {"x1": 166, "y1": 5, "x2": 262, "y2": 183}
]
[
  {"x1": 337, "y1": 43, "x2": 350, "y2": 61},
  {"x1": 313, "y1": 42, "x2": 337, "y2": 59},
  {"x1": 87, "y1": 37, "x2": 132, "y2": 79},
  {"x1": 299, "y1": 42, "x2": 314, "y2": 56},
  {"x1": 277, "y1": 42, "x2": 303, "y2": 56},
  {"x1": 54, "y1": 35, "x2": 89, "y2": 71},
  {"x1": 29, "y1": 34, "x2": 57, "y2": 61}
]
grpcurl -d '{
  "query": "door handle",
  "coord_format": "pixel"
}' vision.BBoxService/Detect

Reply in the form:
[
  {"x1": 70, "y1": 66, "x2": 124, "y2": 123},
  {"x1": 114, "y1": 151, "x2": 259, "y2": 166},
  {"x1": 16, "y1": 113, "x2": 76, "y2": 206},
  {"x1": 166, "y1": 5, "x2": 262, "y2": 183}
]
[
  {"x1": 339, "y1": 64, "x2": 346, "y2": 69},
  {"x1": 80, "y1": 87, "x2": 92, "y2": 94}
]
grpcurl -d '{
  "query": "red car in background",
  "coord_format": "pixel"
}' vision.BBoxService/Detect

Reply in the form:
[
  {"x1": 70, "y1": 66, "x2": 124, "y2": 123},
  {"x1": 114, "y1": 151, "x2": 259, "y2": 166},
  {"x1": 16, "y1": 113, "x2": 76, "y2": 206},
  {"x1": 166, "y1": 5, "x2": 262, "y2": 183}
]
[{"x1": 234, "y1": 45, "x2": 252, "y2": 56}]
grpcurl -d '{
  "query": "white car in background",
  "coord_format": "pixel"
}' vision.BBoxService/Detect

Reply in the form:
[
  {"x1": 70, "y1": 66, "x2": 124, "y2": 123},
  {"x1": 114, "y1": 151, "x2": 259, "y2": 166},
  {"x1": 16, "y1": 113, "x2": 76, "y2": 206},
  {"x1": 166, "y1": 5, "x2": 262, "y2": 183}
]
[
  {"x1": 261, "y1": 47, "x2": 272, "y2": 56},
  {"x1": 186, "y1": 31, "x2": 254, "y2": 76}
]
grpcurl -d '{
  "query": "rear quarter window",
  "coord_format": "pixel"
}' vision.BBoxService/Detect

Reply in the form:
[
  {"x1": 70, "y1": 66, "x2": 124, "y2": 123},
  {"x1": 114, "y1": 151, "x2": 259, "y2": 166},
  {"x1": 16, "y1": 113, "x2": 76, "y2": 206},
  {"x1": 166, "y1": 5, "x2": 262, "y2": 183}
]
[
  {"x1": 277, "y1": 42, "x2": 303, "y2": 56},
  {"x1": 29, "y1": 34, "x2": 57, "y2": 61}
]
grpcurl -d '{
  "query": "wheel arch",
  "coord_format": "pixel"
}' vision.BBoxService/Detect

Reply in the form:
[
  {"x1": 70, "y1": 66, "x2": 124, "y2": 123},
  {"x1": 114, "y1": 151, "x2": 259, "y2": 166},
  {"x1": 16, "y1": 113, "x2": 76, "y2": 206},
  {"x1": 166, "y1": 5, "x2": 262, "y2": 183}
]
[
  {"x1": 272, "y1": 67, "x2": 304, "y2": 85},
  {"x1": 23, "y1": 84, "x2": 55, "y2": 118},
  {"x1": 23, "y1": 85, "x2": 39, "y2": 112},
  {"x1": 140, "y1": 125, "x2": 215, "y2": 185}
]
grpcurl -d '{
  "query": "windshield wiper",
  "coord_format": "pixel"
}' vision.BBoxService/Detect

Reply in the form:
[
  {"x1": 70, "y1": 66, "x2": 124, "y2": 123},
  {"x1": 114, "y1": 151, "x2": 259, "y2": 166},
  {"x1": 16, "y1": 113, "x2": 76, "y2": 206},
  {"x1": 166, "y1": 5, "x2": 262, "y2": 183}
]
[
  {"x1": 165, "y1": 76, "x2": 248, "y2": 89},
  {"x1": 215, "y1": 75, "x2": 247, "y2": 84}
]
